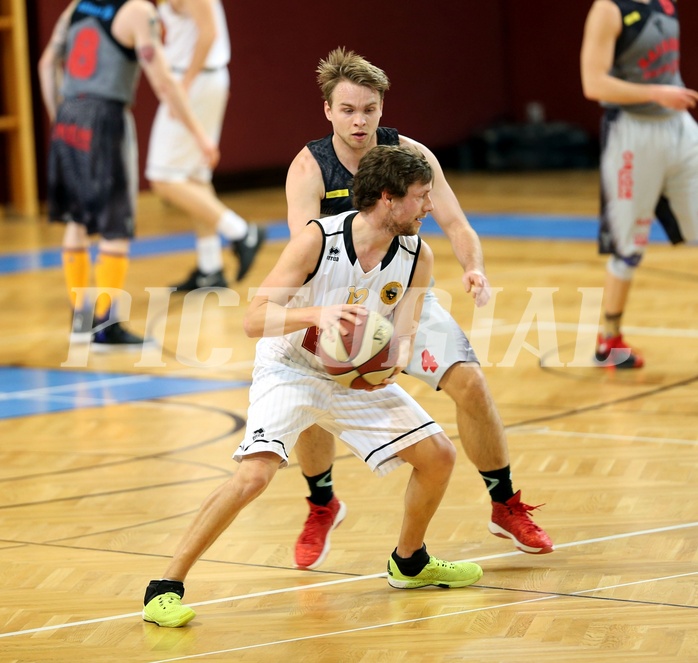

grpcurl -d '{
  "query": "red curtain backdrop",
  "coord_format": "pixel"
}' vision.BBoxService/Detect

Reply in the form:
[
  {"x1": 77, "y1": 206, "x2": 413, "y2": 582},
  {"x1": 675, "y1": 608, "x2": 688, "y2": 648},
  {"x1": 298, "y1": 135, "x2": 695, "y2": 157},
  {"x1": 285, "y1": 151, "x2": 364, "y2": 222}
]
[{"x1": 26, "y1": 0, "x2": 698, "y2": 196}]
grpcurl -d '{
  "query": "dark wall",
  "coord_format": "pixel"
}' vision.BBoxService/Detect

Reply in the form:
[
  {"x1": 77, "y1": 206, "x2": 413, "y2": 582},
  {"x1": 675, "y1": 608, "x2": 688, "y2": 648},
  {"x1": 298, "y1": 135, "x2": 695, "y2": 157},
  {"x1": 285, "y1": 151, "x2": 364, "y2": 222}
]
[{"x1": 26, "y1": 0, "x2": 698, "y2": 196}]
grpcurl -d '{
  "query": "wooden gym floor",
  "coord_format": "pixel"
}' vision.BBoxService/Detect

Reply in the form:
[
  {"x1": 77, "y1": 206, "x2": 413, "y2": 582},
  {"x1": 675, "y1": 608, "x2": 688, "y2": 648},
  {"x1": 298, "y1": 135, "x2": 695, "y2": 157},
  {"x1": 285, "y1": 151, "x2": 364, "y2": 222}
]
[{"x1": 0, "y1": 170, "x2": 696, "y2": 662}]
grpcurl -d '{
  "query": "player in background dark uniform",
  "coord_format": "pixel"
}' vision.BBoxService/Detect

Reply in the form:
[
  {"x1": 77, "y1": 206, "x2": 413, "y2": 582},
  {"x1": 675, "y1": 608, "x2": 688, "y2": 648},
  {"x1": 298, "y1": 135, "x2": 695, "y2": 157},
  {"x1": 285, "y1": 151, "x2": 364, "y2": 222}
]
[
  {"x1": 581, "y1": 0, "x2": 698, "y2": 367},
  {"x1": 286, "y1": 47, "x2": 553, "y2": 571},
  {"x1": 38, "y1": 0, "x2": 218, "y2": 350}
]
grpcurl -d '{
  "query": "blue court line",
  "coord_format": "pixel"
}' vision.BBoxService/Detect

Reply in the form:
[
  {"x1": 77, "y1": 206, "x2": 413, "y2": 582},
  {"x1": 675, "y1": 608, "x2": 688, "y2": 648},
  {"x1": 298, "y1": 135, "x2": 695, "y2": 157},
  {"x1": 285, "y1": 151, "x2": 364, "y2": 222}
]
[
  {"x1": 0, "y1": 212, "x2": 673, "y2": 276},
  {"x1": 0, "y1": 211, "x2": 675, "y2": 421},
  {"x1": 0, "y1": 366, "x2": 250, "y2": 420}
]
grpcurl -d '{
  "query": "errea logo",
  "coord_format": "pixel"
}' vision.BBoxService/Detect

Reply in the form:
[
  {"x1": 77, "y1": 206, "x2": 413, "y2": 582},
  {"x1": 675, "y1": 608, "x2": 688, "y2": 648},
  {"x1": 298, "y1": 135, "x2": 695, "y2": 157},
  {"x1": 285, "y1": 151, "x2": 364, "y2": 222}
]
[{"x1": 327, "y1": 246, "x2": 340, "y2": 262}]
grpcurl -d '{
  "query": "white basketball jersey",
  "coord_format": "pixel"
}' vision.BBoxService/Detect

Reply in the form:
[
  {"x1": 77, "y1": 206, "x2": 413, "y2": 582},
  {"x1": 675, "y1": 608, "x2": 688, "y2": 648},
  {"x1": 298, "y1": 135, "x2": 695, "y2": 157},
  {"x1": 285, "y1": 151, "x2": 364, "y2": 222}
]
[
  {"x1": 256, "y1": 211, "x2": 422, "y2": 373},
  {"x1": 159, "y1": 0, "x2": 230, "y2": 70}
]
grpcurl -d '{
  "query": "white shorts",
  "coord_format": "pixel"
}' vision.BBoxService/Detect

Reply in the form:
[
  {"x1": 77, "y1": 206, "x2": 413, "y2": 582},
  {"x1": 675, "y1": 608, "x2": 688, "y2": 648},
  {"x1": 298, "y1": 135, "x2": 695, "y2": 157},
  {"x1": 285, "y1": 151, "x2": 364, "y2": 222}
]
[
  {"x1": 233, "y1": 361, "x2": 443, "y2": 477},
  {"x1": 404, "y1": 286, "x2": 479, "y2": 390},
  {"x1": 600, "y1": 109, "x2": 698, "y2": 263},
  {"x1": 145, "y1": 68, "x2": 230, "y2": 183}
]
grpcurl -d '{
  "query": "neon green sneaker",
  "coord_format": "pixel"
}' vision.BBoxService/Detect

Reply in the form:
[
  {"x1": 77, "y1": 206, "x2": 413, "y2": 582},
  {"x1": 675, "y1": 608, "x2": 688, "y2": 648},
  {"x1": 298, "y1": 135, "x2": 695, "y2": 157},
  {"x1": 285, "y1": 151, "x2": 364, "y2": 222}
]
[
  {"x1": 387, "y1": 555, "x2": 483, "y2": 589},
  {"x1": 142, "y1": 592, "x2": 196, "y2": 628}
]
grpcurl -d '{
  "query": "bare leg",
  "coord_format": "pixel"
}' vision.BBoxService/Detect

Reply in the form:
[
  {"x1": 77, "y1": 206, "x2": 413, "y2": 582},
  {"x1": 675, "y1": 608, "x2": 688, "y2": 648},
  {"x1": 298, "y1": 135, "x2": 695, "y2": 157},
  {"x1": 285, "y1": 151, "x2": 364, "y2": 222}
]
[
  {"x1": 394, "y1": 433, "x2": 456, "y2": 557},
  {"x1": 293, "y1": 426, "x2": 344, "y2": 570},
  {"x1": 163, "y1": 453, "x2": 278, "y2": 581},
  {"x1": 294, "y1": 425, "x2": 336, "y2": 477},
  {"x1": 439, "y1": 361, "x2": 553, "y2": 554},
  {"x1": 438, "y1": 362, "x2": 508, "y2": 472},
  {"x1": 386, "y1": 434, "x2": 482, "y2": 590},
  {"x1": 603, "y1": 270, "x2": 632, "y2": 316},
  {"x1": 63, "y1": 221, "x2": 89, "y2": 250},
  {"x1": 150, "y1": 179, "x2": 228, "y2": 230},
  {"x1": 151, "y1": 178, "x2": 262, "y2": 283},
  {"x1": 595, "y1": 267, "x2": 643, "y2": 369}
]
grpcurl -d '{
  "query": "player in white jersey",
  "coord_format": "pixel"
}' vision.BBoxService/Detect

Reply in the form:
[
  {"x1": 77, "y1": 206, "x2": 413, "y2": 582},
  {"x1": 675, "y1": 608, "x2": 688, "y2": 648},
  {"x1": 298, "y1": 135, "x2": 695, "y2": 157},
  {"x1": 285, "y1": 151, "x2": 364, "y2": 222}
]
[
  {"x1": 145, "y1": 0, "x2": 264, "y2": 289},
  {"x1": 141, "y1": 145, "x2": 483, "y2": 628}
]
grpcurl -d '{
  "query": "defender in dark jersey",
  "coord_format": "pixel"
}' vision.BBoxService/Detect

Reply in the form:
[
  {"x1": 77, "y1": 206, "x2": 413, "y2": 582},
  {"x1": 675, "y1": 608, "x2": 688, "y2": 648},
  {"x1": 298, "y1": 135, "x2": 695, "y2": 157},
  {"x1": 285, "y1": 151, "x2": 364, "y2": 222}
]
[
  {"x1": 38, "y1": 0, "x2": 218, "y2": 350},
  {"x1": 307, "y1": 127, "x2": 400, "y2": 216},
  {"x1": 581, "y1": 0, "x2": 698, "y2": 367},
  {"x1": 286, "y1": 47, "x2": 553, "y2": 571}
]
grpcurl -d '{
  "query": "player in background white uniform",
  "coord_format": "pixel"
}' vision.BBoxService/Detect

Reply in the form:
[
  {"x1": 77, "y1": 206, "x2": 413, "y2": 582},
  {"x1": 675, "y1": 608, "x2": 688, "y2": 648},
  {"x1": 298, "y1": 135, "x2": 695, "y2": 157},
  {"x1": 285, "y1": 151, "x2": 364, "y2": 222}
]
[
  {"x1": 146, "y1": 0, "x2": 264, "y2": 289},
  {"x1": 141, "y1": 145, "x2": 483, "y2": 628}
]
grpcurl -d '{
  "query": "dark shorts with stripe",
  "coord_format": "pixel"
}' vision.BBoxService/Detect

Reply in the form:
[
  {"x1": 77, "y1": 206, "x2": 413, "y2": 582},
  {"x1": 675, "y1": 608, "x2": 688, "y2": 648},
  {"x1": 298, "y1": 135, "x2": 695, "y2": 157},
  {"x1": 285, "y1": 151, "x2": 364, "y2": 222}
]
[{"x1": 48, "y1": 97, "x2": 137, "y2": 239}]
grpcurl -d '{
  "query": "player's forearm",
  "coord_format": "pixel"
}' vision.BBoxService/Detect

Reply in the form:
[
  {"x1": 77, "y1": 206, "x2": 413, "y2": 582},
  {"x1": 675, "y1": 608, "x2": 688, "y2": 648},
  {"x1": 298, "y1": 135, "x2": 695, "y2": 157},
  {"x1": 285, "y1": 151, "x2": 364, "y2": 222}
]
[
  {"x1": 38, "y1": 56, "x2": 61, "y2": 122},
  {"x1": 445, "y1": 220, "x2": 486, "y2": 275},
  {"x1": 244, "y1": 301, "x2": 319, "y2": 338},
  {"x1": 583, "y1": 73, "x2": 665, "y2": 106}
]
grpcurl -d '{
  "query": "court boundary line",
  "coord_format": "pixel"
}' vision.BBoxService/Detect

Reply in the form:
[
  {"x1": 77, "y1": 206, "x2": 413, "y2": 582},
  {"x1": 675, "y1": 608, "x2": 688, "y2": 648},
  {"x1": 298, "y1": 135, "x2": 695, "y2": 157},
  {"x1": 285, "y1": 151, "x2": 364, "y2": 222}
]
[
  {"x1": 146, "y1": 570, "x2": 698, "y2": 662},
  {"x1": 1, "y1": 519, "x2": 696, "y2": 641}
]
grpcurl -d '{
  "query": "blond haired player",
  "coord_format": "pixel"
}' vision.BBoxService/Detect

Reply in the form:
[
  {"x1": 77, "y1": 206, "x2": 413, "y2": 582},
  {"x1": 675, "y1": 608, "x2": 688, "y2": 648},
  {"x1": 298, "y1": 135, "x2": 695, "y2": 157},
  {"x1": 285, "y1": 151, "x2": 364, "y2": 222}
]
[{"x1": 287, "y1": 48, "x2": 553, "y2": 569}]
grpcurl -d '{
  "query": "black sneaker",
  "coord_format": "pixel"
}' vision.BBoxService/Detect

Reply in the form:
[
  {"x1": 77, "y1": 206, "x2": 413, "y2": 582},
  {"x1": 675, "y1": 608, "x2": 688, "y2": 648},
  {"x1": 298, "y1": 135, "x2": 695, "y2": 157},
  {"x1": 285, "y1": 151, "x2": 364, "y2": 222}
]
[
  {"x1": 232, "y1": 224, "x2": 266, "y2": 281},
  {"x1": 170, "y1": 267, "x2": 227, "y2": 292},
  {"x1": 92, "y1": 321, "x2": 150, "y2": 352},
  {"x1": 70, "y1": 309, "x2": 93, "y2": 344}
]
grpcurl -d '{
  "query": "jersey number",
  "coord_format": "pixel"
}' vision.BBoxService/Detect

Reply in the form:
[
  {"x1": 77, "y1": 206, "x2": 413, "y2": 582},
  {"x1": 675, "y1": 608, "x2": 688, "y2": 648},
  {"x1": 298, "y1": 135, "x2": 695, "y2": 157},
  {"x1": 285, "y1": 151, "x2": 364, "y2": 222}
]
[
  {"x1": 67, "y1": 27, "x2": 100, "y2": 79},
  {"x1": 347, "y1": 287, "x2": 369, "y2": 305}
]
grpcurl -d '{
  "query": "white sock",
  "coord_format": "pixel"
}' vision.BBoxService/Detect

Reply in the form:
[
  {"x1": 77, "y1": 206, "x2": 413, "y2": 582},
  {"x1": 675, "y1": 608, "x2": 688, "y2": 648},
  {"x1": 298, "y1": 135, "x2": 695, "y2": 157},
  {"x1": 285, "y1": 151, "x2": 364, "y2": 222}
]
[
  {"x1": 216, "y1": 209, "x2": 248, "y2": 241},
  {"x1": 196, "y1": 235, "x2": 223, "y2": 273}
]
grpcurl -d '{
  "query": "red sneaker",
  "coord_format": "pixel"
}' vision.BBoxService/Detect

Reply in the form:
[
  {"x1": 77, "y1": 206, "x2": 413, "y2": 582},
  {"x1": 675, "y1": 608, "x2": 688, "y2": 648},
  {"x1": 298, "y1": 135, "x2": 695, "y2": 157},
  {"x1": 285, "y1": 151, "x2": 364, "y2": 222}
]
[
  {"x1": 489, "y1": 491, "x2": 554, "y2": 554},
  {"x1": 595, "y1": 333, "x2": 644, "y2": 369},
  {"x1": 294, "y1": 496, "x2": 347, "y2": 569}
]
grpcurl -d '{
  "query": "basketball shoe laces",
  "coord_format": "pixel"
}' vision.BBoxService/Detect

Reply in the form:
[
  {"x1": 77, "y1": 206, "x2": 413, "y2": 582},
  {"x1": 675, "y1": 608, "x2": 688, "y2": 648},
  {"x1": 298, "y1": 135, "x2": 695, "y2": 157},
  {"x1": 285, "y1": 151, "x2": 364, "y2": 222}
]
[
  {"x1": 298, "y1": 503, "x2": 335, "y2": 545},
  {"x1": 505, "y1": 498, "x2": 546, "y2": 535}
]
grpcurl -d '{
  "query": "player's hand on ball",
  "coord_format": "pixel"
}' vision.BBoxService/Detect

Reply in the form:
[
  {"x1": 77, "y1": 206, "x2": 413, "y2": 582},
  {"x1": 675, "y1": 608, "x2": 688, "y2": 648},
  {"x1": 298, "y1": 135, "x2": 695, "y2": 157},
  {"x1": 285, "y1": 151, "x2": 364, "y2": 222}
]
[
  {"x1": 365, "y1": 335, "x2": 410, "y2": 390},
  {"x1": 318, "y1": 309, "x2": 396, "y2": 390},
  {"x1": 463, "y1": 270, "x2": 491, "y2": 307},
  {"x1": 317, "y1": 304, "x2": 367, "y2": 337}
]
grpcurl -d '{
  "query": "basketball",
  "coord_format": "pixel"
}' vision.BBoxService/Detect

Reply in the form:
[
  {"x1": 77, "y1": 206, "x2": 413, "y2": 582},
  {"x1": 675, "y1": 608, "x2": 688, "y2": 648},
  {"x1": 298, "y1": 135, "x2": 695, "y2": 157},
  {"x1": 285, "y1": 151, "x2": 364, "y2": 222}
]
[{"x1": 317, "y1": 310, "x2": 397, "y2": 390}]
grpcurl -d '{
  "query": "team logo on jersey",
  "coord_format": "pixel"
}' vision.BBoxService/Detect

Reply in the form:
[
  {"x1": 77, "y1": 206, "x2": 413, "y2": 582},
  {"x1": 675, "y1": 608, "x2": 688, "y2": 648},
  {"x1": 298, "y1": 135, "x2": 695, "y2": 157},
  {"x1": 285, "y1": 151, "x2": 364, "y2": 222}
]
[
  {"x1": 421, "y1": 349, "x2": 439, "y2": 374},
  {"x1": 326, "y1": 246, "x2": 340, "y2": 262},
  {"x1": 380, "y1": 281, "x2": 404, "y2": 305}
]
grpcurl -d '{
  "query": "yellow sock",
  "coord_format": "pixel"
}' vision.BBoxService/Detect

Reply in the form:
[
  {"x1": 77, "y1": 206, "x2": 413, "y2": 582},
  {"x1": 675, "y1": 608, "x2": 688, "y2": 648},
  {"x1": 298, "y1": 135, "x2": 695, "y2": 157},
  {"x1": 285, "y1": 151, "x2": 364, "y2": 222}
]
[
  {"x1": 62, "y1": 248, "x2": 90, "y2": 310},
  {"x1": 95, "y1": 251, "x2": 129, "y2": 320}
]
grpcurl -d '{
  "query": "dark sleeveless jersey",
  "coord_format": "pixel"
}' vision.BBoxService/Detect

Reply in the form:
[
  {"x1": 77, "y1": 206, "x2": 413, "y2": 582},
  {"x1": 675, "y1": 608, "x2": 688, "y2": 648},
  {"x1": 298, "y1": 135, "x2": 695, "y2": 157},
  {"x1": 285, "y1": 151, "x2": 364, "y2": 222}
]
[
  {"x1": 307, "y1": 127, "x2": 400, "y2": 216},
  {"x1": 62, "y1": 0, "x2": 139, "y2": 104},
  {"x1": 606, "y1": 0, "x2": 682, "y2": 115}
]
